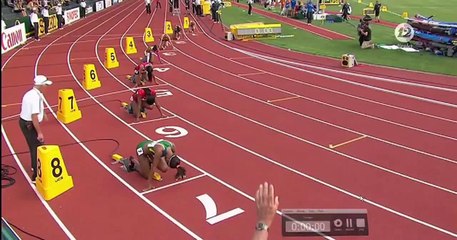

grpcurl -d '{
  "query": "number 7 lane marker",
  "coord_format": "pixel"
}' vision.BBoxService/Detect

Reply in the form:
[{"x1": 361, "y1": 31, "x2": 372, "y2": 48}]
[{"x1": 196, "y1": 194, "x2": 244, "y2": 225}]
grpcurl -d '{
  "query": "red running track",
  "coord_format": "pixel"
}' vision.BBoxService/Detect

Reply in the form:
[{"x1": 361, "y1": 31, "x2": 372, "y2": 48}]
[{"x1": 2, "y1": 0, "x2": 456, "y2": 239}]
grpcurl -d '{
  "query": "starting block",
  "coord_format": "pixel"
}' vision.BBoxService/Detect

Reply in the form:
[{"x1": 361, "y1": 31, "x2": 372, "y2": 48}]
[
  {"x1": 112, "y1": 154, "x2": 162, "y2": 181},
  {"x1": 112, "y1": 154, "x2": 124, "y2": 161},
  {"x1": 57, "y1": 89, "x2": 82, "y2": 124},
  {"x1": 152, "y1": 172, "x2": 162, "y2": 181},
  {"x1": 36, "y1": 145, "x2": 74, "y2": 201}
]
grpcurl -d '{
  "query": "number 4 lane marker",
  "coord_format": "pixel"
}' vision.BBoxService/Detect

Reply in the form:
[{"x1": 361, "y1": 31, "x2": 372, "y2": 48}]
[{"x1": 196, "y1": 194, "x2": 244, "y2": 225}]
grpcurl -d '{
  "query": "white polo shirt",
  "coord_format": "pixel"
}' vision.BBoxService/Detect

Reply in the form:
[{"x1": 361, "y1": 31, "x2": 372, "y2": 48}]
[
  {"x1": 30, "y1": 12, "x2": 39, "y2": 24},
  {"x1": 20, "y1": 88, "x2": 44, "y2": 122},
  {"x1": 56, "y1": 6, "x2": 62, "y2": 15},
  {"x1": 42, "y1": 8, "x2": 49, "y2": 17}
]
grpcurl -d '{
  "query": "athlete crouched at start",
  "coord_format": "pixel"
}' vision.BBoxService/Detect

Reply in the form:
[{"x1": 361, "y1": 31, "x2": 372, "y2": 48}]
[
  {"x1": 121, "y1": 87, "x2": 165, "y2": 120},
  {"x1": 159, "y1": 33, "x2": 172, "y2": 50},
  {"x1": 121, "y1": 139, "x2": 186, "y2": 191},
  {"x1": 126, "y1": 61, "x2": 153, "y2": 87},
  {"x1": 174, "y1": 25, "x2": 182, "y2": 40}
]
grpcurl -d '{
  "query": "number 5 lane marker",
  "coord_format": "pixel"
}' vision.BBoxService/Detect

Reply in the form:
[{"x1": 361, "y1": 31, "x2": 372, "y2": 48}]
[{"x1": 196, "y1": 194, "x2": 244, "y2": 225}]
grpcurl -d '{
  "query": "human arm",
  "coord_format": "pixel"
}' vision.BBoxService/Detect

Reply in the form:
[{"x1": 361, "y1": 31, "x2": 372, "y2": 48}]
[
  {"x1": 154, "y1": 100, "x2": 165, "y2": 117},
  {"x1": 154, "y1": 51, "x2": 162, "y2": 63},
  {"x1": 252, "y1": 182, "x2": 279, "y2": 240},
  {"x1": 144, "y1": 146, "x2": 162, "y2": 190},
  {"x1": 135, "y1": 95, "x2": 142, "y2": 121}
]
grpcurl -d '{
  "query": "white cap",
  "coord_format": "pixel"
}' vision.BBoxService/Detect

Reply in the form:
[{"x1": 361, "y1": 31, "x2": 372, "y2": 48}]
[{"x1": 34, "y1": 75, "x2": 53, "y2": 86}]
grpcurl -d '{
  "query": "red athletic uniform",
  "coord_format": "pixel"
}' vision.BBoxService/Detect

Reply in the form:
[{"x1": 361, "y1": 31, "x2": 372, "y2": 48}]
[
  {"x1": 131, "y1": 88, "x2": 156, "y2": 102},
  {"x1": 135, "y1": 62, "x2": 153, "y2": 74}
]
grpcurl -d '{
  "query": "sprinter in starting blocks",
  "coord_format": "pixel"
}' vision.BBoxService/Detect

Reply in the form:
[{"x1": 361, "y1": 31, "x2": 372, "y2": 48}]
[
  {"x1": 113, "y1": 154, "x2": 163, "y2": 181},
  {"x1": 121, "y1": 87, "x2": 165, "y2": 121},
  {"x1": 112, "y1": 139, "x2": 187, "y2": 191}
]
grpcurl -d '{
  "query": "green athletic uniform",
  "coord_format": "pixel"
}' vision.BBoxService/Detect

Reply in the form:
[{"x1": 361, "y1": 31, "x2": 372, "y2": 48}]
[{"x1": 136, "y1": 140, "x2": 172, "y2": 157}]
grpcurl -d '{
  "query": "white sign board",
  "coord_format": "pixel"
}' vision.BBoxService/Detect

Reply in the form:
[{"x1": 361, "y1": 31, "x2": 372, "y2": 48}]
[{"x1": 1, "y1": 23, "x2": 26, "y2": 54}]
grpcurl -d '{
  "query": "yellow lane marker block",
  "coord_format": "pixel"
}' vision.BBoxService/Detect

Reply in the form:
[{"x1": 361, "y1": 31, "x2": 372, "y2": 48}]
[
  {"x1": 104, "y1": 47, "x2": 119, "y2": 69},
  {"x1": 36, "y1": 145, "x2": 74, "y2": 201},
  {"x1": 57, "y1": 89, "x2": 82, "y2": 124},
  {"x1": 83, "y1": 64, "x2": 101, "y2": 90},
  {"x1": 125, "y1": 36, "x2": 137, "y2": 54},
  {"x1": 144, "y1": 28, "x2": 154, "y2": 43},
  {"x1": 165, "y1": 21, "x2": 173, "y2": 34},
  {"x1": 183, "y1": 17, "x2": 190, "y2": 29}
]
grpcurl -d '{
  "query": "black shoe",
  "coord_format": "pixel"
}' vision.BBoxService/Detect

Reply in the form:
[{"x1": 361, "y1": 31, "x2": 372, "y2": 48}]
[{"x1": 120, "y1": 157, "x2": 135, "y2": 172}]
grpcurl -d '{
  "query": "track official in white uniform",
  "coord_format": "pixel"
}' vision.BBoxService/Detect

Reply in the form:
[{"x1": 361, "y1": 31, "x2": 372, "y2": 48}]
[{"x1": 19, "y1": 75, "x2": 53, "y2": 183}]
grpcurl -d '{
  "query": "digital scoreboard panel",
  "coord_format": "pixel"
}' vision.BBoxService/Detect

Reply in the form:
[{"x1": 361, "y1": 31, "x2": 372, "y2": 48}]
[{"x1": 282, "y1": 209, "x2": 369, "y2": 237}]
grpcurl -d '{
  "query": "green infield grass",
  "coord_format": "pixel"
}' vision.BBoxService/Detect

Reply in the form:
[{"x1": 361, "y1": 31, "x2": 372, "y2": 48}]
[{"x1": 219, "y1": 2, "x2": 456, "y2": 76}]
